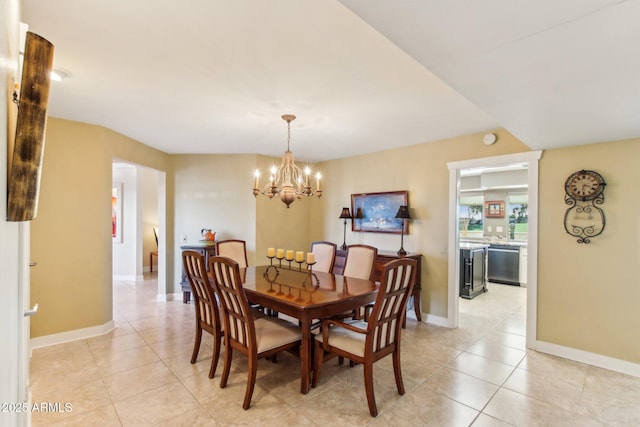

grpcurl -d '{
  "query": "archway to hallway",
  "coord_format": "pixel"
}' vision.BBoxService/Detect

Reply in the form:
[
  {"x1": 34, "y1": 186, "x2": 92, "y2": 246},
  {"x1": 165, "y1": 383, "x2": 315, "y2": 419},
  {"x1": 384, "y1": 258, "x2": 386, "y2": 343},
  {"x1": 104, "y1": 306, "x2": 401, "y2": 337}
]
[{"x1": 112, "y1": 161, "x2": 168, "y2": 300}]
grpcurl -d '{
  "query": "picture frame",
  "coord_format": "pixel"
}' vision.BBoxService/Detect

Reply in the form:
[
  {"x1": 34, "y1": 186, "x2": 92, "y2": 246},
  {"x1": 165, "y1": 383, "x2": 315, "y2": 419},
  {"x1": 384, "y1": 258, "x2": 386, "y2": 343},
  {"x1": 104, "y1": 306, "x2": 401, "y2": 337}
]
[
  {"x1": 485, "y1": 200, "x2": 505, "y2": 218},
  {"x1": 351, "y1": 191, "x2": 408, "y2": 234},
  {"x1": 112, "y1": 182, "x2": 123, "y2": 243}
]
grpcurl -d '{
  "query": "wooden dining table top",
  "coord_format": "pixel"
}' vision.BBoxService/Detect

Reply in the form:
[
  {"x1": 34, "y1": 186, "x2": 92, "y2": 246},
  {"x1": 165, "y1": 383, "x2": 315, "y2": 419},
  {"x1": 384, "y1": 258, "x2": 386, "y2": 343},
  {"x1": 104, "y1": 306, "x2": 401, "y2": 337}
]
[
  {"x1": 240, "y1": 264, "x2": 378, "y2": 314},
  {"x1": 238, "y1": 264, "x2": 378, "y2": 394}
]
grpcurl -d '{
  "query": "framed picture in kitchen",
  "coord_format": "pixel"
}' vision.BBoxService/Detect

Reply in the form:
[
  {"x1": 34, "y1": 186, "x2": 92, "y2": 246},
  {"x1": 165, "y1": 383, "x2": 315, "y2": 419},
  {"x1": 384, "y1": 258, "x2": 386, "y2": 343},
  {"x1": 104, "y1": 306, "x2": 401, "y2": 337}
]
[{"x1": 485, "y1": 200, "x2": 505, "y2": 218}]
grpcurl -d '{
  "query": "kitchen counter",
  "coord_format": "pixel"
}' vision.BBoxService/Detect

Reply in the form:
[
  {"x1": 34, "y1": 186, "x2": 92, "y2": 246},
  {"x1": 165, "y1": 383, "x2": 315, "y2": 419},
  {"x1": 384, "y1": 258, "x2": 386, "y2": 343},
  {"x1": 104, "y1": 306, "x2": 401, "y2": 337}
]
[
  {"x1": 460, "y1": 241, "x2": 489, "y2": 249},
  {"x1": 461, "y1": 239, "x2": 527, "y2": 248}
]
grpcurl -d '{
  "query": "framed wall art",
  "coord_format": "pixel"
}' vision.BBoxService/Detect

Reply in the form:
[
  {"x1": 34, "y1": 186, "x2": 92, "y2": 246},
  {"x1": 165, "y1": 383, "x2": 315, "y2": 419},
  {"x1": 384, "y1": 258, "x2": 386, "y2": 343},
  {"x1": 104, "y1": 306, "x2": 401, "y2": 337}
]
[
  {"x1": 112, "y1": 182, "x2": 123, "y2": 243},
  {"x1": 351, "y1": 191, "x2": 408, "y2": 234},
  {"x1": 485, "y1": 200, "x2": 505, "y2": 218}
]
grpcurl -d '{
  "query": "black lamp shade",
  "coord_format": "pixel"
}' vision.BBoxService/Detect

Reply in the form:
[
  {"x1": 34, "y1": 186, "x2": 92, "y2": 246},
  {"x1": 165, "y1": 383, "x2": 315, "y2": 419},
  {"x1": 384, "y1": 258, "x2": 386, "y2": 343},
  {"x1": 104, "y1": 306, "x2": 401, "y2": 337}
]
[
  {"x1": 354, "y1": 207, "x2": 364, "y2": 219},
  {"x1": 395, "y1": 205, "x2": 411, "y2": 220},
  {"x1": 339, "y1": 207, "x2": 352, "y2": 219}
]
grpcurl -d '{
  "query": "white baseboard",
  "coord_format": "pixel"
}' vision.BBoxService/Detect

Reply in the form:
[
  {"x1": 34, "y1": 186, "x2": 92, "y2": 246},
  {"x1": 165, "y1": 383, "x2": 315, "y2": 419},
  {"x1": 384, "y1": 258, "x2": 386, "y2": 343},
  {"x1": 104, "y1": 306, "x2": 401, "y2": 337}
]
[
  {"x1": 423, "y1": 312, "x2": 452, "y2": 328},
  {"x1": 418, "y1": 312, "x2": 638, "y2": 378},
  {"x1": 31, "y1": 320, "x2": 115, "y2": 350},
  {"x1": 156, "y1": 293, "x2": 178, "y2": 302},
  {"x1": 113, "y1": 274, "x2": 145, "y2": 281},
  {"x1": 536, "y1": 340, "x2": 640, "y2": 379}
]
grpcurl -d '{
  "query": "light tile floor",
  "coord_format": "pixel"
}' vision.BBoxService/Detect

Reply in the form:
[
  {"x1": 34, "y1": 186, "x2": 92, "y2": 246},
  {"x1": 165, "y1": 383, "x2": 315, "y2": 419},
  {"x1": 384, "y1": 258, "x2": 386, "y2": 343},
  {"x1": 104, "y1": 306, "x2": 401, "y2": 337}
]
[{"x1": 31, "y1": 276, "x2": 640, "y2": 426}]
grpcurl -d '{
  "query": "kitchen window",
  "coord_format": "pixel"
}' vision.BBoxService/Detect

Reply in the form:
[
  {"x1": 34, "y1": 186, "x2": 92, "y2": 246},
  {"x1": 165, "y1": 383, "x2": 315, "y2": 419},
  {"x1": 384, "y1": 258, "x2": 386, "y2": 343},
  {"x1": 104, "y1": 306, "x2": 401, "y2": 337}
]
[
  {"x1": 507, "y1": 192, "x2": 528, "y2": 240},
  {"x1": 459, "y1": 193, "x2": 484, "y2": 238}
]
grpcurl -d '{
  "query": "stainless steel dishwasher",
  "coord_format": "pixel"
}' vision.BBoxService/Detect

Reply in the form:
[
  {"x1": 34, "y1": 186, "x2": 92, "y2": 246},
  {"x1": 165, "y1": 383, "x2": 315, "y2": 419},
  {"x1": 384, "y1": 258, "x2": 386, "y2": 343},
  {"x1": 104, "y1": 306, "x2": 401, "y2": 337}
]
[{"x1": 487, "y1": 244, "x2": 520, "y2": 286}]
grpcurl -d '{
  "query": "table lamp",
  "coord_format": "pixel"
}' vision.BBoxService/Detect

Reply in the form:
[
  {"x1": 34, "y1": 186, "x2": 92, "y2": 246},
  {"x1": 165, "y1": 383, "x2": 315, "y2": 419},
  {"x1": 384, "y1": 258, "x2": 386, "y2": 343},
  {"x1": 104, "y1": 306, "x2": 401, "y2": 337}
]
[
  {"x1": 395, "y1": 205, "x2": 411, "y2": 256},
  {"x1": 339, "y1": 207, "x2": 352, "y2": 250}
]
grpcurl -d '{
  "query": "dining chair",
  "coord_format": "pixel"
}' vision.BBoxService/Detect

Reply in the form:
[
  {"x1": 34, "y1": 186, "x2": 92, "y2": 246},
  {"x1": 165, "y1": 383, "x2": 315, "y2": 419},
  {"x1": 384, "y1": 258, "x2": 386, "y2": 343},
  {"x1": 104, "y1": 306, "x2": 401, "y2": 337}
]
[
  {"x1": 312, "y1": 257, "x2": 417, "y2": 417},
  {"x1": 182, "y1": 250, "x2": 223, "y2": 379},
  {"x1": 214, "y1": 238, "x2": 275, "y2": 315},
  {"x1": 209, "y1": 256, "x2": 302, "y2": 410},
  {"x1": 310, "y1": 241, "x2": 337, "y2": 273},
  {"x1": 342, "y1": 244, "x2": 378, "y2": 281},
  {"x1": 215, "y1": 239, "x2": 248, "y2": 268},
  {"x1": 341, "y1": 244, "x2": 378, "y2": 320}
]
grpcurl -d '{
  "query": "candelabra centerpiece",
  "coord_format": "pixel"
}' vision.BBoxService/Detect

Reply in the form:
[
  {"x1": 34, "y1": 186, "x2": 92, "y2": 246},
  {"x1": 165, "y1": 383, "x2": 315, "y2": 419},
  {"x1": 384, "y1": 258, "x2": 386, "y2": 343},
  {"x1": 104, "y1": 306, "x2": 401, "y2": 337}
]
[{"x1": 264, "y1": 247, "x2": 319, "y2": 286}]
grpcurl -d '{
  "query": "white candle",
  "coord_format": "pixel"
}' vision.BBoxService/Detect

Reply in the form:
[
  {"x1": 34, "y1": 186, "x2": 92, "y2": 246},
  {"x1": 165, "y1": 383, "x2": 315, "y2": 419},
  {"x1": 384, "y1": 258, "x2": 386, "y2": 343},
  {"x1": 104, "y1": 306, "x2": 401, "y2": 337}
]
[
  {"x1": 305, "y1": 166, "x2": 311, "y2": 187},
  {"x1": 270, "y1": 166, "x2": 277, "y2": 187},
  {"x1": 267, "y1": 247, "x2": 275, "y2": 257},
  {"x1": 276, "y1": 248, "x2": 284, "y2": 259},
  {"x1": 285, "y1": 250, "x2": 294, "y2": 261},
  {"x1": 295, "y1": 251, "x2": 304, "y2": 262},
  {"x1": 306, "y1": 252, "x2": 315, "y2": 264},
  {"x1": 254, "y1": 169, "x2": 260, "y2": 188},
  {"x1": 316, "y1": 172, "x2": 321, "y2": 191}
]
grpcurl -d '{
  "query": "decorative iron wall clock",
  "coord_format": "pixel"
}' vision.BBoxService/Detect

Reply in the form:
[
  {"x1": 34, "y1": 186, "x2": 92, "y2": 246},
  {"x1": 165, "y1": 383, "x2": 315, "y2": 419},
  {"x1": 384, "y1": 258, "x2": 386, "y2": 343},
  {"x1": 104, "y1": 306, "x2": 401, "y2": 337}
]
[{"x1": 563, "y1": 169, "x2": 606, "y2": 243}]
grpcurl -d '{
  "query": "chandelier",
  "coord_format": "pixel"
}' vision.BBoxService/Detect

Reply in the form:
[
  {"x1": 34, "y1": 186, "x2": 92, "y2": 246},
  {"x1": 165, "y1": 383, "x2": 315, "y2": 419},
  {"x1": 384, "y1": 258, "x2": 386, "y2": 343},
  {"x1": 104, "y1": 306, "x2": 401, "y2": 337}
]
[{"x1": 252, "y1": 114, "x2": 322, "y2": 208}]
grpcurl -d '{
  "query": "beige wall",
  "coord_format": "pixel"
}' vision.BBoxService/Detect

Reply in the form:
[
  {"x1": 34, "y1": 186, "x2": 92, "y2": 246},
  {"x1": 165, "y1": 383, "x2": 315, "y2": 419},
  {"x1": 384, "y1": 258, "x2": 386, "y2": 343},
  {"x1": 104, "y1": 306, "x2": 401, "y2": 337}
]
[
  {"x1": 171, "y1": 154, "x2": 314, "y2": 274},
  {"x1": 538, "y1": 138, "x2": 640, "y2": 363},
  {"x1": 316, "y1": 129, "x2": 530, "y2": 318},
  {"x1": 30, "y1": 118, "x2": 171, "y2": 337},
  {"x1": 172, "y1": 154, "x2": 259, "y2": 283}
]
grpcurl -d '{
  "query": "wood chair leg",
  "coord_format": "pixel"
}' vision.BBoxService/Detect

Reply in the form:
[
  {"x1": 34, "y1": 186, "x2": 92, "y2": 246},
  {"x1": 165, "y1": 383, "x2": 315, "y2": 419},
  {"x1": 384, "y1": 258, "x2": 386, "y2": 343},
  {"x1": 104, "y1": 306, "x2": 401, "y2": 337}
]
[
  {"x1": 392, "y1": 348, "x2": 405, "y2": 395},
  {"x1": 243, "y1": 355, "x2": 258, "y2": 410},
  {"x1": 191, "y1": 327, "x2": 202, "y2": 364},
  {"x1": 220, "y1": 346, "x2": 232, "y2": 388},
  {"x1": 209, "y1": 331, "x2": 222, "y2": 379},
  {"x1": 363, "y1": 362, "x2": 378, "y2": 417}
]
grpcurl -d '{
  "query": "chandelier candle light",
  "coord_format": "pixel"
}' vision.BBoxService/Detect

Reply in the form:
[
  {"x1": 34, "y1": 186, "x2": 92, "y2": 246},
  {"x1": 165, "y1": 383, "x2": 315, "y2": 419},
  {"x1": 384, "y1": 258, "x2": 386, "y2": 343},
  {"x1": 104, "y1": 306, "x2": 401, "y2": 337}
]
[{"x1": 253, "y1": 114, "x2": 322, "y2": 208}]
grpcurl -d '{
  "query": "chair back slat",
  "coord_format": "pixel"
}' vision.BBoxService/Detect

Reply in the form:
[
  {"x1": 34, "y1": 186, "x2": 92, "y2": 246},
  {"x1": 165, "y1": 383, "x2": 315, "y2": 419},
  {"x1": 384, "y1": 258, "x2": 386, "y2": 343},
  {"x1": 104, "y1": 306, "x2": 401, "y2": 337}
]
[
  {"x1": 209, "y1": 256, "x2": 254, "y2": 349},
  {"x1": 367, "y1": 259, "x2": 417, "y2": 353}
]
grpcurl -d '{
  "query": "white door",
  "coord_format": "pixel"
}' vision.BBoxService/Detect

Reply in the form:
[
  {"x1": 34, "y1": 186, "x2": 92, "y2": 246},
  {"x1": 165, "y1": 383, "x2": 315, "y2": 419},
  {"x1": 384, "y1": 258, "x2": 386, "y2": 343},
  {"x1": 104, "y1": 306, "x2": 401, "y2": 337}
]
[{"x1": 18, "y1": 223, "x2": 34, "y2": 426}]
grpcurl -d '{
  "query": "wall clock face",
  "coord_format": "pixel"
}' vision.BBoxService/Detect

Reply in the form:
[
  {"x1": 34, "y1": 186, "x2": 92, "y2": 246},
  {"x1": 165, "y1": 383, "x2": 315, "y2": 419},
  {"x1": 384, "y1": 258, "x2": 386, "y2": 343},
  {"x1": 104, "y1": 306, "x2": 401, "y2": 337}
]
[{"x1": 564, "y1": 170, "x2": 605, "y2": 201}]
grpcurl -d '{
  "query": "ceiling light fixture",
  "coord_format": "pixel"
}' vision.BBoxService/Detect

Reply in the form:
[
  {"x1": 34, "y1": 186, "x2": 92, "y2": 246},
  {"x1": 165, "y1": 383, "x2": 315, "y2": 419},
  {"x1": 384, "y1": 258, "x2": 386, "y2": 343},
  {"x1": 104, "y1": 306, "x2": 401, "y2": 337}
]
[
  {"x1": 50, "y1": 68, "x2": 68, "y2": 81},
  {"x1": 253, "y1": 114, "x2": 322, "y2": 208}
]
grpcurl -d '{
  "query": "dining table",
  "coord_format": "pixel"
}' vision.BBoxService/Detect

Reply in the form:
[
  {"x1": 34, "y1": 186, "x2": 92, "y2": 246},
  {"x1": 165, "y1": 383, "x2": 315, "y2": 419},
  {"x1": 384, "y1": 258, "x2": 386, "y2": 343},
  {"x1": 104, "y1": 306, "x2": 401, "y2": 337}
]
[{"x1": 240, "y1": 264, "x2": 378, "y2": 394}]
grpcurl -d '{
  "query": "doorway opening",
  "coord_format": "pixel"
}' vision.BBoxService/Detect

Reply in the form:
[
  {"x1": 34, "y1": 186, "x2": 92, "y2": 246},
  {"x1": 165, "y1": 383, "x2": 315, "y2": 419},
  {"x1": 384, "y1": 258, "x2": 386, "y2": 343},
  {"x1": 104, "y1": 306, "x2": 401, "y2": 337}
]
[
  {"x1": 447, "y1": 151, "x2": 542, "y2": 350},
  {"x1": 112, "y1": 161, "x2": 167, "y2": 300}
]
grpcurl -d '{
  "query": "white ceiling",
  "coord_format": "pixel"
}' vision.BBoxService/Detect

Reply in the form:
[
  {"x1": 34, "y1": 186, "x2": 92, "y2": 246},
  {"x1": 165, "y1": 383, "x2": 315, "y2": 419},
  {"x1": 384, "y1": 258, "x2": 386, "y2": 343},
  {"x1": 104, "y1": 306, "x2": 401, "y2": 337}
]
[{"x1": 21, "y1": 0, "x2": 640, "y2": 162}]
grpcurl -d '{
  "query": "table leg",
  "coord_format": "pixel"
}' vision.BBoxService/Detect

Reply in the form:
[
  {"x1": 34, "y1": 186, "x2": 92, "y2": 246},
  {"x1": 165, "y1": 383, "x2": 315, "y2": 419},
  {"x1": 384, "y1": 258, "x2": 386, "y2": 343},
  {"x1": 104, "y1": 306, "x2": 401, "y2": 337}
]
[
  {"x1": 299, "y1": 317, "x2": 312, "y2": 394},
  {"x1": 413, "y1": 288, "x2": 422, "y2": 321}
]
